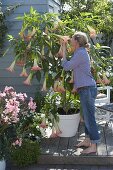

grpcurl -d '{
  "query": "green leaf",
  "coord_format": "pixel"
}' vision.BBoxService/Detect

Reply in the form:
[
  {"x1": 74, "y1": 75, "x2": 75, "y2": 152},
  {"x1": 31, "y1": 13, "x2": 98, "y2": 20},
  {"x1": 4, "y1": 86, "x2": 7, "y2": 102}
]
[
  {"x1": 7, "y1": 34, "x2": 14, "y2": 41},
  {"x1": 16, "y1": 16, "x2": 24, "y2": 20}
]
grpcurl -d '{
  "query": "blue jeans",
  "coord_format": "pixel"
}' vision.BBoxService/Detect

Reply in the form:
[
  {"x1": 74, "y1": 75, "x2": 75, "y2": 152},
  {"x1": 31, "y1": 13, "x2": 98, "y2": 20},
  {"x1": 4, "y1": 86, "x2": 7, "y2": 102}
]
[{"x1": 78, "y1": 86, "x2": 100, "y2": 144}]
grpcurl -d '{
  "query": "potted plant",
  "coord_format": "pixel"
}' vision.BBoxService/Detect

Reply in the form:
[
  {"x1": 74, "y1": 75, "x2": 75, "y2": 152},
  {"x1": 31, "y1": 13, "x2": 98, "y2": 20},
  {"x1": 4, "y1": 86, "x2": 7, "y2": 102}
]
[
  {"x1": 40, "y1": 89, "x2": 80, "y2": 138},
  {"x1": 0, "y1": 86, "x2": 41, "y2": 170}
]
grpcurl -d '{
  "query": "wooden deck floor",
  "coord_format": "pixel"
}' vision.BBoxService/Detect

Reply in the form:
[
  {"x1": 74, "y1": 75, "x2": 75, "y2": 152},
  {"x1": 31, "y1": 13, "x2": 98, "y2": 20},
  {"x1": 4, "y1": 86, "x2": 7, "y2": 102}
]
[{"x1": 38, "y1": 122, "x2": 113, "y2": 165}]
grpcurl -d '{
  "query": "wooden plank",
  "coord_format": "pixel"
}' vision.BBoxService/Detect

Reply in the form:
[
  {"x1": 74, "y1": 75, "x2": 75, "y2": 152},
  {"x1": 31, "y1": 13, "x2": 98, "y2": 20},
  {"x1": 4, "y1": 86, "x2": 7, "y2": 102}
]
[
  {"x1": 91, "y1": 166, "x2": 99, "y2": 170},
  {"x1": 98, "y1": 166, "x2": 113, "y2": 170},
  {"x1": 57, "y1": 137, "x2": 69, "y2": 156},
  {"x1": 67, "y1": 131, "x2": 81, "y2": 156},
  {"x1": 63, "y1": 164, "x2": 91, "y2": 170},
  {"x1": 75, "y1": 123, "x2": 86, "y2": 155},
  {"x1": 54, "y1": 164, "x2": 64, "y2": 170},
  {"x1": 47, "y1": 137, "x2": 60, "y2": 155},
  {"x1": 40, "y1": 138, "x2": 51, "y2": 155},
  {"x1": 38, "y1": 154, "x2": 113, "y2": 165},
  {"x1": 104, "y1": 124, "x2": 113, "y2": 156},
  {"x1": 97, "y1": 125, "x2": 107, "y2": 156},
  {"x1": 81, "y1": 165, "x2": 91, "y2": 170}
]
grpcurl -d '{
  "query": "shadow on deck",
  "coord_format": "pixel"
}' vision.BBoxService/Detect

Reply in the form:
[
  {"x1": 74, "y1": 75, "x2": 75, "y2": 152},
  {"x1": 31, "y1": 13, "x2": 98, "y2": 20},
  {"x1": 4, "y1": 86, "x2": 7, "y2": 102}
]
[{"x1": 39, "y1": 122, "x2": 113, "y2": 165}]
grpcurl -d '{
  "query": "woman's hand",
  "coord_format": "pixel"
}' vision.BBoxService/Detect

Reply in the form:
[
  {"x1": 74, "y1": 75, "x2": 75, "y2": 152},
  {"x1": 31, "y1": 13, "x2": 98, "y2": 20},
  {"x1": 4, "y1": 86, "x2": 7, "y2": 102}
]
[
  {"x1": 62, "y1": 41, "x2": 67, "y2": 59},
  {"x1": 57, "y1": 36, "x2": 70, "y2": 58}
]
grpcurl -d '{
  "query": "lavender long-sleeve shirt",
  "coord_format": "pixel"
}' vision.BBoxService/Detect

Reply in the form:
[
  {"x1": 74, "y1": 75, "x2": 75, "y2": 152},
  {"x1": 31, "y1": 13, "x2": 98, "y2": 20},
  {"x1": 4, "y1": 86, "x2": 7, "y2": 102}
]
[{"x1": 61, "y1": 47, "x2": 96, "y2": 90}]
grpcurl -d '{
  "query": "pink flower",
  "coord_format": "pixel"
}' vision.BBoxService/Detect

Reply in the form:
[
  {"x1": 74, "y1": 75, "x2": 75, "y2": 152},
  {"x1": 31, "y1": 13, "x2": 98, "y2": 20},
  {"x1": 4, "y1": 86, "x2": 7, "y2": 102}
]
[
  {"x1": 96, "y1": 75, "x2": 103, "y2": 84},
  {"x1": 3, "y1": 116, "x2": 9, "y2": 123},
  {"x1": 50, "y1": 132, "x2": 57, "y2": 138},
  {"x1": 50, "y1": 127, "x2": 57, "y2": 138},
  {"x1": 102, "y1": 73, "x2": 110, "y2": 85},
  {"x1": 4, "y1": 98, "x2": 20, "y2": 115},
  {"x1": 28, "y1": 97, "x2": 37, "y2": 112},
  {"x1": 17, "y1": 92, "x2": 27, "y2": 101},
  {"x1": 90, "y1": 30, "x2": 96, "y2": 38},
  {"x1": 49, "y1": 116, "x2": 62, "y2": 138},
  {"x1": 31, "y1": 58, "x2": 42, "y2": 71},
  {"x1": 53, "y1": 80, "x2": 65, "y2": 93},
  {"x1": 0, "y1": 92, "x2": 6, "y2": 98},
  {"x1": 39, "y1": 116, "x2": 47, "y2": 128},
  {"x1": 57, "y1": 86, "x2": 66, "y2": 93},
  {"x1": 12, "y1": 138, "x2": 22, "y2": 147},
  {"x1": 16, "y1": 60, "x2": 25, "y2": 67},
  {"x1": 20, "y1": 67, "x2": 28, "y2": 77},
  {"x1": 54, "y1": 120, "x2": 62, "y2": 136},
  {"x1": 50, "y1": 126, "x2": 58, "y2": 138},
  {"x1": 6, "y1": 60, "x2": 16, "y2": 72},
  {"x1": 87, "y1": 26, "x2": 96, "y2": 38},
  {"x1": 23, "y1": 73, "x2": 33, "y2": 85},
  {"x1": 4, "y1": 86, "x2": 14, "y2": 93},
  {"x1": 60, "y1": 36, "x2": 70, "y2": 43},
  {"x1": 31, "y1": 66, "x2": 42, "y2": 71},
  {"x1": 39, "y1": 122, "x2": 47, "y2": 128},
  {"x1": 71, "y1": 88, "x2": 77, "y2": 94}
]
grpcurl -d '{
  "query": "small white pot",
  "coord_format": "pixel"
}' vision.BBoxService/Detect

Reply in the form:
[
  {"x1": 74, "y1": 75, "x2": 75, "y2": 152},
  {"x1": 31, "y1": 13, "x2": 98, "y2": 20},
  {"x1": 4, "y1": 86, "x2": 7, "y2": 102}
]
[
  {"x1": 0, "y1": 160, "x2": 6, "y2": 170},
  {"x1": 58, "y1": 113, "x2": 80, "y2": 137}
]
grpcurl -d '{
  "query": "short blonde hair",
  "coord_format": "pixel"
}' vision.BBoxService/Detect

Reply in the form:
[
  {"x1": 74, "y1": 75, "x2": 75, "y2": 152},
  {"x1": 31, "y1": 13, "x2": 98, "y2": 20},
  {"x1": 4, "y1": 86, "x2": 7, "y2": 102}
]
[{"x1": 73, "y1": 32, "x2": 89, "y2": 48}]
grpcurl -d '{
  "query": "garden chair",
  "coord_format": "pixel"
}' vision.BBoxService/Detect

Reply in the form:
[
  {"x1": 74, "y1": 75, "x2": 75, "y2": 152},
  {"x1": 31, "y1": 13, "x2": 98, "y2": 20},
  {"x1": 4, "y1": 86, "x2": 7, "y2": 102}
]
[
  {"x1": 95, "y1": 86, "x2": 112, "y2": 106},
  {"x1": 95, "y1": 86, "x2": 113, "y2": 124}
]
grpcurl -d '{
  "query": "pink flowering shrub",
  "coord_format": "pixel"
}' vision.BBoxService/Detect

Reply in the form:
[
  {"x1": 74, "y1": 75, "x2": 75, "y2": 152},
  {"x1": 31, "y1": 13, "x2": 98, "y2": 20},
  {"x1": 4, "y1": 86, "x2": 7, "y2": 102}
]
[
  {"x1": 0, "y1": 86, "x2": 36, "y2": 124},
  {"x1": 0, "y1": 86, "x2": 40, "y2": 160}
]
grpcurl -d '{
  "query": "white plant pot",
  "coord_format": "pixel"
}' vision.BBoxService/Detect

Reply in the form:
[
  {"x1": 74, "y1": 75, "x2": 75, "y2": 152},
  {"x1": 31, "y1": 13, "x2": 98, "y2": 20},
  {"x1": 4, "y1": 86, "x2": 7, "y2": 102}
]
[
  {"x1": 58, "y1": 113, "x2": 80, "y2": 137},
  {"x1": 0, "y1": 160, "x2": 6, "y2": 170}
]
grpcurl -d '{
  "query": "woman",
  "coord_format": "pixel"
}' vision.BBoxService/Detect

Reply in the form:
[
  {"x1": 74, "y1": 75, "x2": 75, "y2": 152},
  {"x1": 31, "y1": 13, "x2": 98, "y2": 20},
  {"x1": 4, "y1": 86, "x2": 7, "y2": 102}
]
[{"x1": 61, "y1": 32, "x2": 100, "y2": 154}]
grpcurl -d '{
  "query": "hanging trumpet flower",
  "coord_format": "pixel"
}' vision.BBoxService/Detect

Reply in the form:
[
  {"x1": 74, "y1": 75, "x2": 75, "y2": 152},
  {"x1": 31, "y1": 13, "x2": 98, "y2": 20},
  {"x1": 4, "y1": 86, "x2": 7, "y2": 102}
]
[
  {"x1": 54, "y1": 119, "x2": 62, "y2": 136},
  {"x1": 6, "y1": 60, "x2": 16, "y2": 72},
  {"x1": 87, "y1": 25, "x2": 96, "y2": 38},
  {"x1": 102, "y1": 72, "x2": 110, "y2": 85},
  {"x1": 31, "y1": 58, "x2": 42, "y2": 71},
  {"x1": 53, "y1": 80, "x2": 59, "y2": 92},
  {"x1": 57, "y1": 84, "x2": 66, "y2": 93},
  {"x1": 71, "y1": 88, "x2": 77, "y2": 94},
  {"x1": 23, "y1": 72, "x2": 33, "y2": 85},
  {"x1": 20, "y1": 67, "x2": 28, "y2": 77},
  {"x1": 50, "y1": 126, "x2": 58, "y2": 138},
  {"x1": 20, "y1": 28, "x2": 36, "y2": 42},
  {"x1": 53, "y1": 80, "x2": 65, "y2": 93},
  {"x1": 39, "y1": 115, "x2": 47, "y2": 129},
  {"x1": 96, "y1": 74, "x2": 103, "y2": 85}
]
